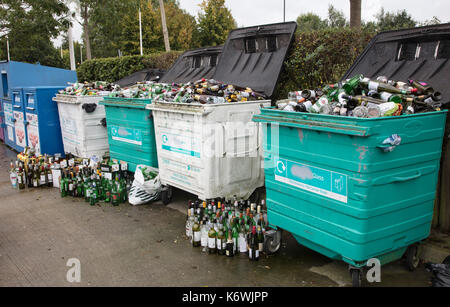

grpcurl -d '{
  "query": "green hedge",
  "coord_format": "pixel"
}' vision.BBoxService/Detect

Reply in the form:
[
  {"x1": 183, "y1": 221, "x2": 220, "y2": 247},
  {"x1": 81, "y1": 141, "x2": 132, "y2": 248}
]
[
  {"x1": 273, "y1": 28, "x2": 375, "y2": 100},
  {"x1": 77, "y1": 29, "x2": 375, "y2": 96},
  {"x1": 77, "y1": 51, "x2": 182, "y2": 82}
]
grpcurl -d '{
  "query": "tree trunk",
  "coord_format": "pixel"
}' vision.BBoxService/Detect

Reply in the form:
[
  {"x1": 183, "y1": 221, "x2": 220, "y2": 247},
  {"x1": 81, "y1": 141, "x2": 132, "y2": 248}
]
[
  {"x1": 350, "y1": 0, "x2": 362, "y2": 29},
  {"x1": 82, "y1": 5, "x2": 92, "y2": 60},
  {"x1": 159, "y1": 0, "x2": 171, "y2": 52}
]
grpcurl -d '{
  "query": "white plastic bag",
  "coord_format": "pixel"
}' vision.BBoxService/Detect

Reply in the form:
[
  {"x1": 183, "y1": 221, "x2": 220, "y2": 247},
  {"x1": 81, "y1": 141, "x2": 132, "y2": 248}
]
[{"x1": 129, "y1": 165, "x2": 161, "y2": 205}]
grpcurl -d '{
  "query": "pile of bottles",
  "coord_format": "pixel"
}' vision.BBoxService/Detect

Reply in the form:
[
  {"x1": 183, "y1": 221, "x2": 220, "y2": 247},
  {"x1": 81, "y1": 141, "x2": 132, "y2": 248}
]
[
  {"x1": 58, "y1": 159, "x2": 131, "y2": 206},
  {"x1": 185, "y1": 197, "x2": 269, "y2": 261},
  {"x1": 279, "y1": 75, "x2": 444, "y2": 117},
  {"x1": 10, "y1": 155, "x2": 54, "y2": 190},
  {"x1": 59, "y1": 81, "x2": 120, "y2": 96},
  {"x1": 10, "y1": 148, "x2": 132, "y2": 207},
  {"x1": 108, "y1": 79, "x2": 267, "y2": 104}
]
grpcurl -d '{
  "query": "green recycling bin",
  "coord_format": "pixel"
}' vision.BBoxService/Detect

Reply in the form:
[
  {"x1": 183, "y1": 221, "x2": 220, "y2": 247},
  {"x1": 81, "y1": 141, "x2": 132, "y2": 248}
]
[
  {"x1": 253, "y1": 24, "x2": 450, "y2": 286},
  {"x1": 254, "y1": 109, "x2": 447, "y2": 268},
  {"x1": 101, "y1": 97, "x2": 157, "y2": 172}
]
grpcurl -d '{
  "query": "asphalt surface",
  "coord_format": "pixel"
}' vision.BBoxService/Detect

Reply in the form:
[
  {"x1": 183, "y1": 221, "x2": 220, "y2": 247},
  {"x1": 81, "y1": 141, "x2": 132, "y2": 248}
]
[{"x1": 0, "y1": 144, "x2": 433, "y2": 287}]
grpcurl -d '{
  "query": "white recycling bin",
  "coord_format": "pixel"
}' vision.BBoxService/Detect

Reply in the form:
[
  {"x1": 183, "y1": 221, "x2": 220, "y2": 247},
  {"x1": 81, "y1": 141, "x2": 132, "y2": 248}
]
[
  {"x1": 53, "y1": 94, "x2": 109, "y2": 158},
  {"x1": 148, "y1": 100, "x2": 270, "y2": 201},
  {"x1": 147, "y1": 22, "x2": 297, "y2": 203}
]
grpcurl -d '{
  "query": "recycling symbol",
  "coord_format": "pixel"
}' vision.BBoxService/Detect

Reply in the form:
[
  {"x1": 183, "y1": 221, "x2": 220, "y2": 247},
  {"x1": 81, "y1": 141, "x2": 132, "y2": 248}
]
[{"x1": 277, "y1": 160, "x2": 286, "y2": 174}]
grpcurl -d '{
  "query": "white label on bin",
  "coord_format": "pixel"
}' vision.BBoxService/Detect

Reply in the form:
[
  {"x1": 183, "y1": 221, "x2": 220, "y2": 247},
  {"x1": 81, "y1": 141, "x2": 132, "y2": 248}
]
[
  {"x1": 160, "y1": 132, "x2": 200, "y2": 158},
  {"x1": 110, "y1": 125, "x2": 142, "y2": 146},
  {"x1": 274, "y1": 157, "x2": 348, "y2": 203}
]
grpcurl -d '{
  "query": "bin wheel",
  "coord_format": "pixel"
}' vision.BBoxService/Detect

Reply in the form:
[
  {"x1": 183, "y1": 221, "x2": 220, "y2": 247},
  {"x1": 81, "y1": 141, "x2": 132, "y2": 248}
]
[
  {"x1": 405, "y1": 244, "x2": 420, "y2": 271},
  {"x1": 264, "y1": 230, "x2": 282, "y2": 254},
  {"x1": 161, "y1": 186, "x2": 173, "y2": 206},
  {"x1": 442, "y1": 255, "x2": 450, "y2": 265},
  {"x1": 350, "y1": 269, "x2": 362, "y2": 288}
]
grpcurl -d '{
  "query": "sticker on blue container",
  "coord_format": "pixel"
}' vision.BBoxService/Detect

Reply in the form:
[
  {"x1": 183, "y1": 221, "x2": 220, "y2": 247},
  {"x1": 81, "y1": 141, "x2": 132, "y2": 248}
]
[
  {"x1": 110, "y1": 125, "x2": 142, "y2": 146},
  {"x1": 274, "y1": 158, "x2": 348, "y2": 203}
]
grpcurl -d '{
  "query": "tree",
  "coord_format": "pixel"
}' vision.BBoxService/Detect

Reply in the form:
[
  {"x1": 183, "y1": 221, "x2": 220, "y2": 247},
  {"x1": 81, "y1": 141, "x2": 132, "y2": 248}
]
[
  {"x1": 327, "y1": 5, "x2": 348, "y2": 28},
  {"x1": 88, "y1": 0, "x2": 140, "y2": 58},
  {"x1": 296, "y1": 13, "x2": 327, "y2": 32},
  {"x1": 375, "y1": 8, "x2": 416, "y2": 32},
  {"x1": 197, "y1": 0, "x2": 236, "y2": 47},
  {"x1": 349, "y1": 0, "x2": 361, "y2": 29},
  {"x1": 420, "y1": 16, "x2": 442, "y2": 27},
  {"x1": 69, "y1": 0, "x2": 96, "y2": 60},
  {"x1": 118, "y1": 1, "x2": 198, "y2": 55},
  {"x1": 158, "y1": 0, "x2": 171, "y2": 51},
  {"x1": 0, "y1": 0, "x2": 70, "y2": 67}
]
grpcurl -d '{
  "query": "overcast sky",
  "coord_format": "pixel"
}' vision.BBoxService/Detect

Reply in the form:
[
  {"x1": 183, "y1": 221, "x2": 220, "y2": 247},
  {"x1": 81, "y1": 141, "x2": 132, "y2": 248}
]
[{"x1": 64, "y1": 0, "x2": 450, "y2": 46}]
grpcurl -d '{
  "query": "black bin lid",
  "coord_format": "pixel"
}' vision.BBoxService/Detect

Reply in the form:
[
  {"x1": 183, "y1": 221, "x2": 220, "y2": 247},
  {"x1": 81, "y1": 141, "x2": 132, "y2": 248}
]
[
  {"x1": 159, "y1": 46, "x2": 223, "y2": 84},
  {"x1": 213, "y1": 22, "x2": 297, "y2": 98},
  {"x1": 343, "y1": 23, "x2": 450, "y2": 104},
  {"x1": 115, "y1": 68, "x2": 166, "y2": 87}
]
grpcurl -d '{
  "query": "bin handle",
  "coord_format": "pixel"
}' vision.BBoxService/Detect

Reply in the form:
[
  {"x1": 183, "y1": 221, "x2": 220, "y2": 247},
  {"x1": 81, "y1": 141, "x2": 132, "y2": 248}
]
[{"x1": 392, "y1": 171, "x2": 422, "y2": 183}]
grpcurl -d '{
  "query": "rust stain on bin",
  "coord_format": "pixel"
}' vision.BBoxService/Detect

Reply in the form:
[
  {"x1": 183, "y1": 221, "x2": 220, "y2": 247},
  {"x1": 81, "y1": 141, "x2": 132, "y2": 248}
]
[{"x1": 298, "y1": 128, "x2": 304, "y2": 143}]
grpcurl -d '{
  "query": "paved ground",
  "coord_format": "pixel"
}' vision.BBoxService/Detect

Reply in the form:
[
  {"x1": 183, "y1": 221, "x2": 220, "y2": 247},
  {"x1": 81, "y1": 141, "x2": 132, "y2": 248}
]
[{"x1": 0, "y1": 144, "x2": 435, "y2": 287}]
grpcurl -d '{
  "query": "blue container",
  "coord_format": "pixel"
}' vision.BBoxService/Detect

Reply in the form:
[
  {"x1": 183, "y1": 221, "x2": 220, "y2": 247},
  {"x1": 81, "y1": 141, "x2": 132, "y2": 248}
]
[
  {"x1": 22, "y1": 87, "x2": 65, "y2": 155},
  {"x1": 0, "y1": 61, "x2": 77, "y2": 150},
  {"x1": 9, "y1": 88, "x2": 26, "y2": 151}
]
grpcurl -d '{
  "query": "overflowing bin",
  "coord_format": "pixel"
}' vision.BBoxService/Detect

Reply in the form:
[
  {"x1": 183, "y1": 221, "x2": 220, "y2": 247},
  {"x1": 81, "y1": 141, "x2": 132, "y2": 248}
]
[
  {"x1": 148, "y1": 22, "x2": 297, "y2": 204},
  {"x1": 253, "y1": 24, "x2": 450, "y2": 286},
  {"x1": 101, "y1": 98, "x2": 157, "y2": 172},
  {"x1": 100, "y1": 46, "x2": 223, "y2": 172},
  {"x1": 53, "y1": 94, "x2": 108, "y2": 158}
]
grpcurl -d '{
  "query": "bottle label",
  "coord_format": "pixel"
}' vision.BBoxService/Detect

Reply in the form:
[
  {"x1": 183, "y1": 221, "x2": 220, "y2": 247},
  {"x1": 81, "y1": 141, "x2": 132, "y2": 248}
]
[
  {"x1": 48, "y1": 174, "x2": 53, "y2": 182},
  {"x1": 208, "y1": 238, "x2": 216, "y2": 249},
  {"x1": 239, "y1": 235, "x2": 247, "y2": 252},
  {"x1": 233, "y1": 238, "x2": 238, "y2": 252},
  {"x1": 40, "y1": 175, "x2": 46, "y2": 184},
  {"x1": 69, "y1": 184, "x2": 73, "y2": 191},
  {"x1": 259, "y1": 242, "x2": 264, "y2": 252},
  {"x1": 186, "y1": 223, "x2": 192, "y2": 237},
  {"x1": 217, "y1": 239, "x2": 222, "y2": 250},
  {"x1": 255, "y1": 250, "x2": 260, "y2": 258},
  {"x1": 18, "y1": 176, "x2": 22, "y2": 184},
  {"x1": 368, "y1": 81, "x2": 379, "y2": 92},
  {"x1": 201, "y1": 236, "x2": 208, "y2": 247},
  {"x1": 193, "y1": 231, "x2": 201, "y2": 243},
  {"x1": 86, "y1": 190, "x2": 91, "y2": 197},
  {"x1": 380, "y1": 92, "x2": 392, "y2": 101},
  {"x1": 249, "y1": 248, "x2": 252, "y2": 258}
]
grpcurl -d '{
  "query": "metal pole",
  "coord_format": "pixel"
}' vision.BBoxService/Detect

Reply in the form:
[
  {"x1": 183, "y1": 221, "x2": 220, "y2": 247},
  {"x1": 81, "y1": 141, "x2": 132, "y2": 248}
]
[
  {"x1": 6, "y1": 36, "x2": 10, "y2": 61},
  {"x1": 283, "y1": 0, "x2": 285, "y2": 22},
  {"x1": 68, "y1": 27, "x2": 76, "y2": 70},
  {"x1": 139, "y1": 8, "x2": 143, "y2": 56},
  {"x1": 80, "y1": 45, "x2": 83, "y2": 64}
]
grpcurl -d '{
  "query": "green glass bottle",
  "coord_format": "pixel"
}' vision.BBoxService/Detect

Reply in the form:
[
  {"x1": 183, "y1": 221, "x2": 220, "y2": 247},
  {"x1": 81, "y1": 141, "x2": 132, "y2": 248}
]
[
  {"x1": 208, "y1": 219, "x2": 217, "y2": 254},
  {"x1": 192, "y1": 217, "x2": 201, "y2": 247},
  {"x1": 216, "y1": 223, "x2": 226, "y2": 255},
  {"x1": 111, "y1": 176, "x2": 120, "y2": 206},
  {"x1": 342, "y1": 74, "x2": 362, "y2": 95},
  {"x1": 60, "y1": 171, "x2": 67, "y2": 198},
  {"x1": 89, "y1": 183, "x2": 97, "y2": 206},
  {"x1": 104, "y1": 178, "x2": 111, "y2": 203}
]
